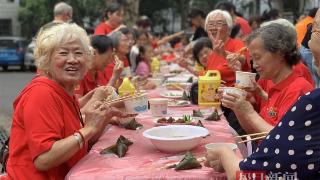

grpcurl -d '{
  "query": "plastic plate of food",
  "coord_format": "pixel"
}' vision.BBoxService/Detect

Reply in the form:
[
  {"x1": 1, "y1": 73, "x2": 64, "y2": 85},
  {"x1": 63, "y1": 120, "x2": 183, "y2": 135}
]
[
  {"x1": 160, "y1": 90, "x2": 184, "y2": 99},
  {"x1": 168, "y1": 100, "x2": 191, "y2": 107},
  {"x1": 153, "y1": 115, "x2": 195, "y2": 126}
]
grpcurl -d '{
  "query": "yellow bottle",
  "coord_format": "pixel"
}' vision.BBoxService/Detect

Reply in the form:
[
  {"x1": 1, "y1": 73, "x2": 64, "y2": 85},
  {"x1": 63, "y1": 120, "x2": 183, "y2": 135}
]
[
  {"x1": 118, "y1": 77, "x2": 136, "y2": 97},
  {"x1": 151, "y1": 57, "x2": 160, "y2": 73},
  {"x1": 198, "y1": 70, "x2": 221, "y2": 107}
]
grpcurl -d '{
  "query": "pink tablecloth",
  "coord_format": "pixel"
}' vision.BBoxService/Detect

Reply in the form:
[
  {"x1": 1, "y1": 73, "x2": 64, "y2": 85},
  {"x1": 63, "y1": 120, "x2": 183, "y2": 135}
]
[{"x1": 66, "y1": 104, "x2": 242, "y2": 180}]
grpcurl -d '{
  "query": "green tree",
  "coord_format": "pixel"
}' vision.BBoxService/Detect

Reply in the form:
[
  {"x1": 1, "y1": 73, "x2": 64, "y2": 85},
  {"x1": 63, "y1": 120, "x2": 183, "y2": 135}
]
[{"x1": 19, "y1": 0, "x2": 105, "y2": 38}]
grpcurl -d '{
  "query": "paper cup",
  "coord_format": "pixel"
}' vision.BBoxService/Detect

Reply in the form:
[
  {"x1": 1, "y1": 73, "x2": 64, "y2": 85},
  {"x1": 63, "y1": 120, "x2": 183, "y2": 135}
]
[
  {"x1": 123, "y1": 93, "x2": 148, "y2": 114},
  {"x1": 149, "y1": 98, "x2": 168, "y2": 117},
  {"x1": 221, "y1": 87, "x2": 247, "y2": 98},
  {"x1": 235, "y1": 71, "x2": 256, "y2": 88},
  {"x1": 205, "y1": 143, "x2": 238, "y2": 152}
]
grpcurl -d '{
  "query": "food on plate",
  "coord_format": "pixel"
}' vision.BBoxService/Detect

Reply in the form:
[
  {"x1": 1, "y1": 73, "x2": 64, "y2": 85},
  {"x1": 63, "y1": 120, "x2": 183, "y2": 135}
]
[
  {"x1": 167, "y1": 152, "x2": 202, "y2": 170},
  {"x1": 100, "y1": 135, "x2": 133, "y2": 158},
  {"x1": 157, "y1": 115, "x2": 192, "y2": 124},
  {"x1": 192, "y1": 109, "x2": 204, "y2": 117},
  {"x1": 205, "y1": 109, "x2": 221, "y2": 121}
]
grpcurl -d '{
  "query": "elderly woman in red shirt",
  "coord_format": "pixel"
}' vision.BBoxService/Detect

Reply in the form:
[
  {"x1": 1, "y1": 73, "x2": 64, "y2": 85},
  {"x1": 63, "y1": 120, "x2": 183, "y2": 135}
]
[
  {"x1": 6, "y1": 23, "x2": 125, "y2": 179},
  {"x1": 221, "y1": 24, "x2": 314, "y2": 134},
  {"x1": 205, "y1": 9, "x2": 251, "y2": 87}
]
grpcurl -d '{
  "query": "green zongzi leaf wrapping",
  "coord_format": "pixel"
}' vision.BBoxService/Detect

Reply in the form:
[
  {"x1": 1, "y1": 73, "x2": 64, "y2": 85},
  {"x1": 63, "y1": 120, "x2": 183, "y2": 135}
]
[
  {"x1": 100, "y1": 135, "x2": 133, "y2": 158},
  {"x1": 205, "y1": 109, "x2": 221, "y2": 121},
  {"x1": 121, "y1": 118, "x2": 143, "y2": 130},
  {"x1": 173, "y1": 152, "x2": 202, "y2": 170},
  {"x1": 193, "y1": 109, "x2": 204, "y2": 117}
]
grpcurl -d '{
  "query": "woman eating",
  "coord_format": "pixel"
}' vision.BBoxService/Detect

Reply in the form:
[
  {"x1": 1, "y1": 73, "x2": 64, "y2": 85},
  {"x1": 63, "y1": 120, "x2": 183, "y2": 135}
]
[{"x1": 6, "y1": 23, "x2": 125, "y2": 179}]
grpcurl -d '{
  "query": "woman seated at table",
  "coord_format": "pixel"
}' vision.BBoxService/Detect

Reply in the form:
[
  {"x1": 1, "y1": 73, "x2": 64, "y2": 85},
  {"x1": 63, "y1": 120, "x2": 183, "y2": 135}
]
[
  {"x1": 6, "y1": 23, "x2": 126, "y2": 179},
  {"x1": 75, "y1": 35, "x2": 115, "y2": 99},
  {"x1": 100, "y1": 31, "x2": 130, "y2": 88},
  {"x1": 205, "y1": 9, "x2": 251, "y2": 87},
  {"x1": 220, "y1": 24, "x2": 313, "y2": 134},
  {"x1": 178, "y1": 37, "x2": 211, "y2": 76},
  {"x1": 205, "y1": 12, "x2": 320, "y2": 179}
]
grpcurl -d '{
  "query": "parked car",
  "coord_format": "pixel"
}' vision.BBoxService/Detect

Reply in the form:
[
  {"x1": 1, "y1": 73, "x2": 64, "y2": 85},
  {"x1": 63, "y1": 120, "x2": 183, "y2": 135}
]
[
  {"x1": 0, "y1": 36, "x2": 28, "y2": 71},
  {"x1": 24, "y1": 39, "x2": 36, "y2": 71}
]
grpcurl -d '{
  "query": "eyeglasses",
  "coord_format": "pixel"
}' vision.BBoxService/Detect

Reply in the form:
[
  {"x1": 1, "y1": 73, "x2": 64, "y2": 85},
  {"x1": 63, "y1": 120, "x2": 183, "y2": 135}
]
[{"x1": 207, "y1": 21, "x2": 227, "y2": 28}]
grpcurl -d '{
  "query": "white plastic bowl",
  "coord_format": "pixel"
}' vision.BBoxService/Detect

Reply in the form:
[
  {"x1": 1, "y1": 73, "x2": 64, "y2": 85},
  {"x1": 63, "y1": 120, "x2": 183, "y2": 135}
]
[
  {"x1": 205, "y1": 143, "x2": 238, "y2": 152},
  {"x1": 143, "y1": 125, "x2": 209, "y2": 152}
]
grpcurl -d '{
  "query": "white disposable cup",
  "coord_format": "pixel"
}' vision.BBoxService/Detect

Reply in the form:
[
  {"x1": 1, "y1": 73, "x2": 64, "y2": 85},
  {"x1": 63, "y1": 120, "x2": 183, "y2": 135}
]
[
  {"x1": 205, "y1": 143, "x2": 238, "y2": 152},
  {"x1": 221, "y1": 87, "x2": 247, "y2": 99},
  {"x1": 123, "y1": 93, "x2": 148, "y2": 114},
  {"x1": 235, "y1": 71, "x2": 257, "y2": 88},
  {"x1": 149, "y1": 98, "x2": 168, "y2": 117}
]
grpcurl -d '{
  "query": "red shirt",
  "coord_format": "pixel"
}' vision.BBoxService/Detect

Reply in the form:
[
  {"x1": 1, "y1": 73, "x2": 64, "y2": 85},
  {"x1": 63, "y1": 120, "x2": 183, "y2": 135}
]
[
  {"x1": 7, "y1": 76, "x2": 87, "y2": 180},
  {"x1": 293, "y1": 62, "x2": 315, "y2": 87},
  {"x1": 206, "y1": 38, "x2": 249, "y2": 87},
  {"x1": 235, "y1": 17, "x2": 252, "y2": 36},
  {"x1": 94, "y1": 22, "x2": 114, "y2": 35},
  {"x1": 257, "y1": 71, "x2": 313, "y2": 126},
  {"x1": 101, "y1": 56, "x2": 130, "y2": 84},
  {"x1": 74, "y1": 72, "x2": 108, "y2": 96}
]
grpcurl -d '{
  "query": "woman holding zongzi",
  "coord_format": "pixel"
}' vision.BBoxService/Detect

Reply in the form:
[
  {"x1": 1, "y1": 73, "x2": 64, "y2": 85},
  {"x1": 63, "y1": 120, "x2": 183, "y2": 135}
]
[{"x1": 6, "y1": 23, "x2": 126, "y2": 179}]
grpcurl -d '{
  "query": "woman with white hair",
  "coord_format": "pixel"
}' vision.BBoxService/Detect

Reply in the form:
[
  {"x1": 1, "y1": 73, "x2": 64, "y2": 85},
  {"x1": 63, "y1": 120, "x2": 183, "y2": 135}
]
[
  {"x1": 205, "y1": 9, "x2": 250, "y2": 87},
  {"x1": 5, "y1": 23, "x2": 125, "y2": 179},
  {"x1": 205, "y1": 12, "x2": 320, "y2": 178}
]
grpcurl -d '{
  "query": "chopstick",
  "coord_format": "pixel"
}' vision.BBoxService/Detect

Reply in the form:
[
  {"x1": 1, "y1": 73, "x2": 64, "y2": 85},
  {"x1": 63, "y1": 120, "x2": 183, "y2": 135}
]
[
  {"x1": 236, "y1": 132, "x2": 268, "y2": 138},
  {"x1": 238, "y1": 136, "x2": 267, "y2": 143}
]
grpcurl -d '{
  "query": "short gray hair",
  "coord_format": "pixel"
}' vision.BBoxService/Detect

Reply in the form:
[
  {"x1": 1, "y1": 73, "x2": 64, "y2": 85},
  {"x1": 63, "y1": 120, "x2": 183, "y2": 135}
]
[
  {"x1": 54, "y1": 2, "x2": 73, "y2": 16},
  {"x1": 247, "y1": 23, "x2": 300, "y2": 66},
  {"x1": 205, "y1": 9, "x2": 233, "y2": 31},
  {"x1": 34, "y1": 23, "x2": 91, "y2": 72},
  {"x1": 108, "y1": 31, "x2": 124, "y2": 49},
  {"x1": 260, "y1": 18, "x2": 297, "y2": 44}
]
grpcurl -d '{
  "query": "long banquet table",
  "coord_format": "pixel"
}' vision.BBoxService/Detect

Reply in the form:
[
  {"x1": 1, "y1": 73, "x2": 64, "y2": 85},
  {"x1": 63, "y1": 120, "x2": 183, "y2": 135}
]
[{"x1": 66, "y1": 89, "x2": 244, "y2": 180}]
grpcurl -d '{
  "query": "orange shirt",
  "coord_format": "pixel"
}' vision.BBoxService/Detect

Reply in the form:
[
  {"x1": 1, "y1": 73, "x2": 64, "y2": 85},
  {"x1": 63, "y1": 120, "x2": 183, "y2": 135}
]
[
  {"x1": 295, "y1": 16, "x2": 314, "y2": 45},
  {"x1": 206, "y1": 38, "x2": 249, "y2": 87},
  {"x1": 7, "y1": 76, "x2": 87, "y2": 180},
  {"x1": 257, "y1": 71, "x2": 313, "y2": 126},
  {"x1": 94, "y1": 21, "x2": 114, "y2": 35}
]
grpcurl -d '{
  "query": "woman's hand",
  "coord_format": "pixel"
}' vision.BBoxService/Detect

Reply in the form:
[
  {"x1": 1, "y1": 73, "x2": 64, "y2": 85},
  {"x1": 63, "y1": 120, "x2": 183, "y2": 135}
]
[
  {"x1": 84, "y1": 101, "x2": 125, "y2": 133},
  {"x1": 113, "y1": 60, "x2": 124, "y2": 78},
  {"x1": 220, "y1": 91, "x2": 255, "y2": 116},
  {"x1": 226, "y1": 53, "x2": 242, "y2": 71},
  {"x1": 205, "y1": 147, "x2": 229, "y2": 172},
  {"x1": 242, "y1": 80, "x2": 268, "y2": 101},
  {"x1": 208, "y1": 29, "x2": 226, "y2": 58}
]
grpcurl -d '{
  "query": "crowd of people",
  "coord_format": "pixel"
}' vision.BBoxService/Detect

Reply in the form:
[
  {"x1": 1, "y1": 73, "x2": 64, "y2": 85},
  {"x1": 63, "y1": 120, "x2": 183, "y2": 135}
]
[{"x1": 2, "y1": 1, "x2": 320, "y2": 179}]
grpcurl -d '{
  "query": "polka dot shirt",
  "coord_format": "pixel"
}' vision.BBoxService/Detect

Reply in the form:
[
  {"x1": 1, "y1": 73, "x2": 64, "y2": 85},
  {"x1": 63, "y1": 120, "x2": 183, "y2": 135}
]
[{"x1": 239, "y1": 89, "x2": 320, "y2": 179}]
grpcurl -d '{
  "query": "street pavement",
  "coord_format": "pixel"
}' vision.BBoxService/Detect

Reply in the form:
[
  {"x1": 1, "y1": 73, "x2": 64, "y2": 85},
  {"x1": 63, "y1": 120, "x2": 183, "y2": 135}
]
[{"x1": 0, "y1": 68, "x2": 35, "y2": 133}]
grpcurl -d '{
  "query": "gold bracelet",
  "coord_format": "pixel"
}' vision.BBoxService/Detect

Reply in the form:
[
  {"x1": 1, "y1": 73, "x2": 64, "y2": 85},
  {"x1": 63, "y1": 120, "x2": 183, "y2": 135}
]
[{"x1": 73, "y1": 132, "x2": 83, "y2": 149}]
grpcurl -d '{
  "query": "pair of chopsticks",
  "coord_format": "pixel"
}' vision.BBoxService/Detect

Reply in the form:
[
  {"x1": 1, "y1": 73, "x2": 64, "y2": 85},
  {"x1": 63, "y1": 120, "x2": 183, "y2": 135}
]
[
  {"x1": 102, "y1": 94, "x2": 136, "y2": 105},
  {"x1": 236, "y1": 132, "x2": 268, "y2": 143}
]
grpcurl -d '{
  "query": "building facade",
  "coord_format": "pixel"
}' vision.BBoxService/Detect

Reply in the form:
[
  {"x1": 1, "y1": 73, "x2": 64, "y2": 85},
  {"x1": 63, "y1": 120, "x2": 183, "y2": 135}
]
[{"x1": 0, "y1": 0, "x2": 20, "y2": 36}]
